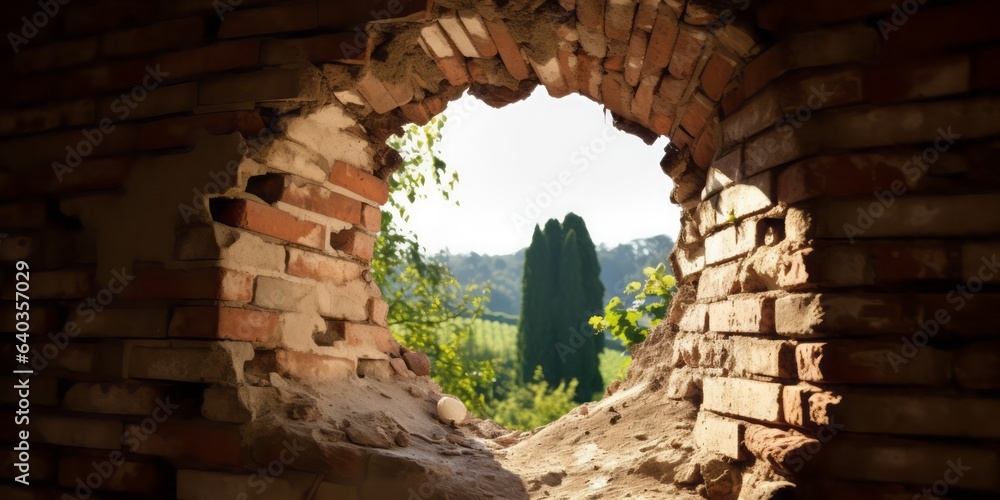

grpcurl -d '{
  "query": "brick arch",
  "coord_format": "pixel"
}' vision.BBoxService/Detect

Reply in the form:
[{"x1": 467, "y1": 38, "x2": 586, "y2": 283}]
[{"x1": 3, "y1": 0, "x2": 1000, "y2": 498}]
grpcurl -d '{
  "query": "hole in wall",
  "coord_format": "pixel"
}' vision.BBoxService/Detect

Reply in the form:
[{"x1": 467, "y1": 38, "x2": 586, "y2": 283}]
[{"x1": 378, "y1": 87, "x2": 683, "y2": 430}]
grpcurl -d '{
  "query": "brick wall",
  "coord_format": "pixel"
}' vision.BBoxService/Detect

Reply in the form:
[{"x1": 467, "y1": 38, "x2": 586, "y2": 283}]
[{"x1": 0, "y1": 0, "x2": 997, "y2": 498}]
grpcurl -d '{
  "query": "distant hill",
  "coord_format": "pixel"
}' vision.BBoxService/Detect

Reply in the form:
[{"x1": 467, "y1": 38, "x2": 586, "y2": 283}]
[{"x1": 437, "y1": 235, "x2": 675, "y2": 317}]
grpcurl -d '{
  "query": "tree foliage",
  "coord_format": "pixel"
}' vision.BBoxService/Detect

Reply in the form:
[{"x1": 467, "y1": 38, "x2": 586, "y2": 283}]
[
  {"x1": 517, "y1": 215, "x2": 604, "y2": 402},
  {"x1": 590, "y1": 263, "x2": 676, "y2": 349},
  {"x1": 381, "y1": 115, "x2": 582, "y2": 422}
]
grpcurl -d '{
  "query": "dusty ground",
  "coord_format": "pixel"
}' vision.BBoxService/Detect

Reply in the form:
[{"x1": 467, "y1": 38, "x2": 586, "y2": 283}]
[{"x1": 488, "y1": 381, "x2": 703, "y2": 499}]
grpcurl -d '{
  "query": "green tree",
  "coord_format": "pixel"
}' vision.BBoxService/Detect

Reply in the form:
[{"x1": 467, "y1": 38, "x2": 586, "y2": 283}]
[
  {"x1": 518, "y1": 216, "x2": 604, "y2": 402},
  {"x1": 490, "y1": 367, "x2": 579, "y2": 431},
  {"x1": 380, "y1": 116, "x2": 494, "y2": 415},
  {"x1": 561, "y1": 213, "x2": 604, "y2": 397},
  {"x1": 517, "y1": 226, "x2": 551, "y2": 384}
]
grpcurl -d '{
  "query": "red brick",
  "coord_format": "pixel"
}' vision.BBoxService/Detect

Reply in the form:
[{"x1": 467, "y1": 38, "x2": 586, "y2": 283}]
[
  {"x1": 219, "y1": 4, "x2": 317, "y2": 38},
  {"x1": 624, "y1": 29, "x2": 648, "y2": 86},
  {"x1": 680, "y1": 92, "x2": 715, "y2": 137},
  {"x1": 329, "y1": 161, "x2": 390, "y2": 205},
  {"x1": 602, "y1": 72, "x2": 632, "y2": 119},
  {"x1": 605, "y1": 0, "x2": 635, "y2": 42},
  {"x1": 213, "y1": 199, "x2": 326, "y2": 250},
  {"x1": 631, "y1": 75, "x2": 658, "y2": 124},
  {"x1": 458, "y1": 10, "x2": 498, "y2": 58},
  {"x1": 169, "y1": 306, "x2": 279, "y2": 343},
  {"x1": 248, "y1": 174, "x2": 363, "y2": 225},
  {"x1": 577, "y1": 54, "x2": 604, "y2": 101},
  {"x1": 156, "y1": 40, "x2": 261, "y2": 81},
  {"x1": 641, "y1": 6, "x2": 679, "y2": 78},
  {"x1": 576, "y1": 0, "x2": 606, "y2": 31},
  {"x1": 484, "y1": 19, "x2": 531, "y2": 81},
  {"x1": 125, "y1": 267, "x2": 254, "y2": 302},
  {"x1": 700, "y1": 52, "x2": 738, "y2": 101},
  {"x1": 692, "y1": 125, "x2": 717, "y2": 169},
  {"x1": 332, "y1": 321, "x2": 400, "y2": 356},
  {"x1": 399, "y1": 102, "x2": 433, "y2": 126},
  {"x1": 361, "y1": 204, "x2": 382, "y2": 233},
  {"x1": 286, "y1": 248, "x2": 364, "y2": 283},
  {"x1": 634, "y1": 0, "x2": 659, "y2": 31},
  {"x1": 101, "y1": 17, "x2": 206, "y2": 58},
  {"x1": 330, "y1": 229, "x2": 375, "y2": 261},
  {"x1": 667, "y1": 26, "x2": 707, "y2": 80},
  {"x1": 603, "y1": 41, "x2": 627, "y2": 73},
  {"x1": 648, "y1": 96, "x2": 675, "y2": 136}
]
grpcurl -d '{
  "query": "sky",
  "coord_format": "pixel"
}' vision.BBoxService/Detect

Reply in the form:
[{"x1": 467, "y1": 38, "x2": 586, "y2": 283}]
[{"x1": 396, "y1": 88, "x2": 681, "y2": 256}]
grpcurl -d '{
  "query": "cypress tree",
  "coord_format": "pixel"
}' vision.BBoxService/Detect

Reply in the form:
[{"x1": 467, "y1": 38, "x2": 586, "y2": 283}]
[
  {"x1": 557, "y1": 229, "x2": 591, "y2": 401},
  {"x1": 517, "y1": 226, "x2": 551, "y2": 383},
  {"x1": 562, "y1": 213, "x2": 605, "y2": 396}
]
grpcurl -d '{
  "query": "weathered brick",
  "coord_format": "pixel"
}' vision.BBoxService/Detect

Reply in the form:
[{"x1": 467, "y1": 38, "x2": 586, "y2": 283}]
[
  {"x1": 824, "y1": 436, "x2": 1000, "y2": 491},
  {"x1": 814, "y1": 391, "x2": 1000, "y2": 439},
  {"x1": 286, "y1": 248, "x2": 365, "y2": 284},
  {"x1": 697, "y1": 261, "x2": 740, "y2": 301},
  {"x1": 330, "y1": 229, "x2": 375, "y2": 261},
  {"x1": 694, "y1": 411, "x2": 745, "y2": 460},
  {"x1": 254, "y1": 349, "x2": 356, "y2": 382},
  {"x1": 576, "y1": 0, "x2": 606, "y2": 31},
  {"x1": 261, "y1": 33, "x2": 364, "y2": 66},
  {"x1": 458, "y1": 10, "x2": 498, "y2": 58},
  {"x1": 255, "y1": 276, "x2": 320, "y2": 314},
  {"x1": 438, "y1": 10, "x2": 481, "y2": 58},
  {"x1": 98, "y1": 83, "x2": 199, "y2": 122},
  {"x1": 125, "y1": 267, "x2": 253, "y2": 302},
  {"x1": 199, "y1": 68, "x2": 319, "y2": 106},
  {"x1": 526, "y1": 52, "x2": 571, "y2": 98},
  {"x1": 641, "y1": 6, "x2": 679, "y2": 78},
  {"x1": 137, "y1": 110, "x2": 264, "y2": 150},
  {"x1": 703, "y1": 377, "x2": 784, "y2": 422},
  {"x1": 169, "y1": 306, "x2": 279, "y2": 343},
  {"x1": 731, "y1": 337, "x2": 796, "y2": 378},
  {"x1": 705, "y1": 216, "x2": 762, "y2": 264},
  {"x1": 360, "y1": 204, "x2": 382, "y2": 233},
  {"x1": 219, "y1": 3, "x2": 317, "y2": 38},
  {"x1": 667, "y1": 26, "x2": 707, "y2": 80},
  {"x1": 708, "y1": 295, "x2": 775, "y2": 333},
  {"x1": 328, "y1": 161, "x2": 390, "y2": 205},
  {"x1": 484, "y1": 19, "x2": 530, "y2": 81},
  {"x1": 356, "y1": 72, "x2": 399, "y2": 115},
  {"x1": 797, "y1": 341, "x2": 951, "y2": 386},
  {"x1": 700, "y1": 52, "x2": 738, "y2": 101},
  {"x1": 813, "y1": 194, "x2": 1000, "y2": 241},
  {"x1": 775, "y1": 293, "x2": 910, "y2": 337},
  {"x1": 175, "y1": 224, "x2": 286, "y2": 273},
  {"x1": 680, "y1": 92, "x2": 715, "y2": 137},
  {"x1": 213, "y1": 199, "x2": 326, "y2": 250},
  {"x1": 604, "y1": 0, "x2": 635, "y2": 42},
  {"x1": 249, "y1": 174, "x2": 363, "y2": 226},
  {"x1": 743, "y1": 24, "x2": 878, "y2": 98},
  {"x1": 127, "y1": 341, "x2": 254, "y2": 385}
]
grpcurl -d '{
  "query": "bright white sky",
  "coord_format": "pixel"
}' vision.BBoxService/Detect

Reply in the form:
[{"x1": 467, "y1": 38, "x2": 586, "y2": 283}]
[{"x1": 398, "y1": 88, "x2": 681, "y2": 255}]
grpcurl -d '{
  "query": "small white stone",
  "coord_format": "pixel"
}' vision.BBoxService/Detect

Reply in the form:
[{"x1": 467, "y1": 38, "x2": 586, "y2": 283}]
[{"x1": 437, "y1": 396, "x2": 467, "y2": 425}]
